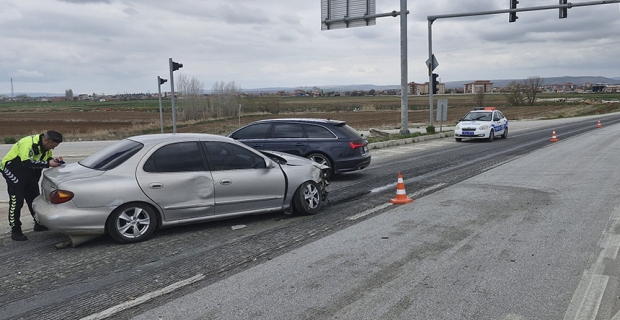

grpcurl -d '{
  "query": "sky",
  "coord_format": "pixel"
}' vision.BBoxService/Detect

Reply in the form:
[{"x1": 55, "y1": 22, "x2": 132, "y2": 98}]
[{"x1": 1, "y1": 0, "x2": 619, "y2": 96}]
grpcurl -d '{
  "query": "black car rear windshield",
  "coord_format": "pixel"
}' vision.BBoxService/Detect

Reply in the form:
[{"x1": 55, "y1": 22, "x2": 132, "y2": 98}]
[
  {"x1": 79, "y1": 139, "x2": 143, "y2": 170},
  {"x1": 339, "y1": 124, "x2": 365, "y2": 139}
]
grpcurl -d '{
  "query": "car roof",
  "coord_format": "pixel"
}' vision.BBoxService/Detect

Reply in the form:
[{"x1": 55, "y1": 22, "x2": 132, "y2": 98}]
[
  {"x1": 251, "y1": 118, "x2": 346, "y2": 126},
  {"x1": 126, "y1": 133, "x2": 233, "y2": 144}
]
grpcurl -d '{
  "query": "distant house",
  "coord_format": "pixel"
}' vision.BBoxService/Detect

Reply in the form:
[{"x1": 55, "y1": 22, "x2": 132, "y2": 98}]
[
  {"x1": 408, "y1": 81, "x2": 445, "y2": 95},
  {"x1": 463, "y1": 81, "x2": 493, "y2": 94}
]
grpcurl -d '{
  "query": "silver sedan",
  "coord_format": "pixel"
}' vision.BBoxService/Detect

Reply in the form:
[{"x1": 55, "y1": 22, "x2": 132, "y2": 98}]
[{"x1": 33, "y1": 133, "x2": 329, "y2": 246}]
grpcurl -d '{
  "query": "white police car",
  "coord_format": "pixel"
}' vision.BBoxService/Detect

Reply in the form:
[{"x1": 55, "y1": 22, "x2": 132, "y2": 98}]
[{"x1": 454, "y1": 107, "x2": 508, "y2": 142}]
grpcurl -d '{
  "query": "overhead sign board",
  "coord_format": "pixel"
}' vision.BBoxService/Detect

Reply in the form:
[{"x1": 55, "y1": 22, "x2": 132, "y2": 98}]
[{"x1": 321, "y1": 0, "x2": 376, "y2": 30}]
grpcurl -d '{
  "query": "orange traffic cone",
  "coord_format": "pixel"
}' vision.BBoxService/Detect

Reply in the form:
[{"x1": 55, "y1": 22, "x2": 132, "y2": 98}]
[
  {"x1": 550, "y1": 130, "x2": 559, "y2": 142},
  {"x1": 597, "y1": 120, "x2": 602, "y2": 128},
  {"x1": 390, "y1": 172, "x2": 413, "y2": 204}
]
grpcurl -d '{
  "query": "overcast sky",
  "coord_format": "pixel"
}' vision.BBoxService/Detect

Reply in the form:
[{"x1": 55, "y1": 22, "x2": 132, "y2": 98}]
[{"x1": 1, "y1": 0, "x2": 619, "y2": 95}]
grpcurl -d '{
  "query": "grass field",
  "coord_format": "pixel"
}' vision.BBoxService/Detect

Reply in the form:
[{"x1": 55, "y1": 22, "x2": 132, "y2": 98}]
[{"x1": 1, "y1": 92, "x2": 619, "y2": 143}]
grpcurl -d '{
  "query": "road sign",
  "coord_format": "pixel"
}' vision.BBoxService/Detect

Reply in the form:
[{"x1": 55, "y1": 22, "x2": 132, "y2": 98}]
[
  {"x1": 426, "y1": 54, "x2": 439, "y2": 72},
  {"x1": 321, "y1": 0, "x2": 376, "y2": 30},
  {"x1": 436, "y1": 99, "x2": 448, "y2": 122}
]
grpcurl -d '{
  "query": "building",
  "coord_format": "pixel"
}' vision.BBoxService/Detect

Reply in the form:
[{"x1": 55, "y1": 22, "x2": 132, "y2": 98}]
[
  {"x1": 463, "y1": 80, "x2": 493, "y2": 94},
  {"x1": 408, "y1": 81, "x2": 445, "y2": 95}
]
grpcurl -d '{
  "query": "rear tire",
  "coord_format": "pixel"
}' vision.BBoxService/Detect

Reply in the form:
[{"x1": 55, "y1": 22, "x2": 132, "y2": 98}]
[
  {"x1": 501, "y1": 127, "x2": 508, "y2": 139},
  {"x1": 306, "y1": 153, "x2": 333, "y2": 180},
  {"x1": 293, "y1": 181, "x2": 322, "y2": 215},
  {"x1": 106, "y1": 203, "x2": 157, "y2": 244}
]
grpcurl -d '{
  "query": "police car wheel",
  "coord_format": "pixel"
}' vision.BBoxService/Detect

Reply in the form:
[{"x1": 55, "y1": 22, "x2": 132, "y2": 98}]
[
  {"x1": 501, "y1": 128, "x2": 508, "y2": 139},
  {"x1": 487, "y1": 130, "x2": 495, "y2": 142},
  {"x1": 455, "y1": 138, "x2": 462, "y2": 142}
]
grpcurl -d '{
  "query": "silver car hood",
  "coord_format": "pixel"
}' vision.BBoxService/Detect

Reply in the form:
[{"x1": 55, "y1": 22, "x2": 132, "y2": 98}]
[
  {"x1": 261, "y1": 150, "x2": 330, "y2": 170},
  {"x1": 43, "y1": 163, "x2": 104, "y2": 184}
]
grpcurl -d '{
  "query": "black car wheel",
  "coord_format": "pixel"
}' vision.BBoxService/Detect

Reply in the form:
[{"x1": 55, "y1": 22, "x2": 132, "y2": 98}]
[
  {"x1": 306, "y1": 153, "x2": 333, "y2": 179},
  {"x1": 487, "y1": 130, "x2": 495, "y2": 142},
  {"x1": 455, "y1": 138, "x2": 462, "y2": 142},
  {"x1": 501, "y1": 127, "x2": 508, "y2": 139},
  {"x1": 294, "y1": 181, "x2": 322, "y2": 215},
  {"x1": 106, "y1": 203, "x2": 157, "y2": 244}
]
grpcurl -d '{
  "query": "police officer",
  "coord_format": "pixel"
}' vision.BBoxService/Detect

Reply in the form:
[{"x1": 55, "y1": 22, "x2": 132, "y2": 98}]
[{"x1": 1, "y1": 130, "x2": 64, "y2": 241}]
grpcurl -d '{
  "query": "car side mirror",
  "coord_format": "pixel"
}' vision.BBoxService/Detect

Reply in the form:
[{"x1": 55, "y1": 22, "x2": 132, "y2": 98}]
[{"x1": 265, "y1": 159, "x2": 276, "y2": 168}]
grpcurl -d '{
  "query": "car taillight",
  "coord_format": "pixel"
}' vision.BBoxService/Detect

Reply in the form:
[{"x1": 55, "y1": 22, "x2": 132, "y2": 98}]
[
  {"x1": 349, "y1": 141, "x2": 365, "y2": 149},
  {"x1": 50, "y1": 190, "x2": 74, "y2": 204}
]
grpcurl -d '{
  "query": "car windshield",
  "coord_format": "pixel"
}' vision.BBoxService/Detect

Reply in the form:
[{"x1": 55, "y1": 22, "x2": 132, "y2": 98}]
[
  {"x1": 463, "y1": 112, "x2": 492, "y2": 121},
  {"x1": 79, "y1": 139, "x2": 143, "y2": 170}
]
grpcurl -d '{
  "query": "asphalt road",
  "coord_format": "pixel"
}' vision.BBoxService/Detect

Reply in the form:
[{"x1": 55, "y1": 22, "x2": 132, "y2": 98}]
[
  {"x1": 2, "y1": 114, "x2": 620, "y2": 320},
  {"x1": 130, "y1": 115, "x2": 620, "y2": 320}
]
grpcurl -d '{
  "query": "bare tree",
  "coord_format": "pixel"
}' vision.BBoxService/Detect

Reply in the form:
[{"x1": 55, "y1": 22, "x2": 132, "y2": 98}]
[
  {"x1": 474, "y1": 89, "x2": 485, "y2": 108},
  {"x1": 176, "y1": 74, "x2": 207, "y2": 121},
  {"x1": 522, "y1": 76, "x2": 544, "y2": 106},
  {"x1": 211, "y1": 81, "x2": 241, "y2": 118},
  {"x1": 503, "y1": 81, "x2": 526, "y2": 106},
  {"x1": 65, "y1": 89, "x2": 73, "y2": 101}
]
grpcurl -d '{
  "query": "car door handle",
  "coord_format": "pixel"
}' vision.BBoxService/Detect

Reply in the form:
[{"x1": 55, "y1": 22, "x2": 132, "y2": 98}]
[
  {"x1": 219, "y1": 179, "x2": 232, "y2": 185},
  {"x1": 149, "y1": 182, "x2": 163, "y2": 189},
  {"x1": 294, "y1": 143, "x2": 305, "y2": 146}
]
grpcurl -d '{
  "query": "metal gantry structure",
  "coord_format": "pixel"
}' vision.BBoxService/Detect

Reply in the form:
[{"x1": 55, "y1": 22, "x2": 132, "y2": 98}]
[
  {"x1": 427, "y1": 0, "x2": 620, "y2": 127},
  {"x1": 321, "y1": 0, "x2": 411, "y2": 135}
]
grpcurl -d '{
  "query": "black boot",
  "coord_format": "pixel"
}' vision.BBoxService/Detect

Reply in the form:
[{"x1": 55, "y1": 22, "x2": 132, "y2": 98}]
[
  {"x1": 34, "y1": 221, "x2": 49, "y2": 232},
  {"x1": 11, "y1": 227, "x2": 28, "y2": 241}
]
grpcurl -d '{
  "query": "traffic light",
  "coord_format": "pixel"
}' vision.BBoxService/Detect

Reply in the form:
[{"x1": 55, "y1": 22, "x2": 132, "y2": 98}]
[
  {"x1": 432, "y1": 73, "x2": 439, "y2": 94},
  {"x1": 509, "y1": 0, "x2": 519, "y2": 22},
  {"x1": 559, "y1": 0, "x2": 568, "y2": 19},
  {"x1": 158, "y1": 77, "x2": 167, "y2": 85},
  {"x1": 172, "y1": 61, "x2": 183, "y2": 71}
]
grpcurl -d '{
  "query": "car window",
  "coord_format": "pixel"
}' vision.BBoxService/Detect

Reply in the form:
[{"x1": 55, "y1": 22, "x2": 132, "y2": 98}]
[
  {"x1": 230, "y1": 123, "x2": 271, "y2": 140},
  {"x1": 270, "y1": 123, "x2": 304, "y2": 138},
  {"x1": 79, "y1": 139, "x2": 143, "y2": 171},
  {"x1": 303, "y1": 124, "x2": 336, "y2": 138},
  {"x1": 203, "y1": 141, "x2": 266, "y2": 171},
  {"x1": 497, "y1": 111, "x2": 505, "y2": 119},
  {"x1": 465, "y1": 112, "x2": 491, "y2": 121},
  {"x1": 143, "y1": 142, "x2": 206, "y2": 173}
]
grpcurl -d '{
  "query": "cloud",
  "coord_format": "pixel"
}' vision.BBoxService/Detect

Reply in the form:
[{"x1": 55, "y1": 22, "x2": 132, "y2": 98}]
[{"x1": 1, "y1": 0, "x2": 619, "y2": 95}]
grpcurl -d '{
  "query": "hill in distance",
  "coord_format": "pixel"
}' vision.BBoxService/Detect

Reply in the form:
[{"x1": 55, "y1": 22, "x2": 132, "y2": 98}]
[
  {"x1": 245, "y1": 76, "x2": 620, "y2": 93},
  {"x1": 3, "y1": 76, "x2": 619, "y2": 97}
]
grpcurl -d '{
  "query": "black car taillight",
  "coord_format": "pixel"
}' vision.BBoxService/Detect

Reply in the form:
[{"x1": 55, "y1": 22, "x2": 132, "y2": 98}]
[
  {"x1": 50, "y1": 190, "x2": 74, "y2": 204},
  {"x1": 349, "y1": 141, "x2": 365, "y2": 149}
]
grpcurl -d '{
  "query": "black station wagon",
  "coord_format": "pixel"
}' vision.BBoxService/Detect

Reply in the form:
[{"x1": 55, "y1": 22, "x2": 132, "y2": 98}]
[{"x1": 228, "y1": 118, "x2": 371, "y2": 179}]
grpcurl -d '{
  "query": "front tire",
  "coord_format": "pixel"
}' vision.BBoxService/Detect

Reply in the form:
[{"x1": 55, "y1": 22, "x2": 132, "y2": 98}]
[
  {"x1": 455, "y1": 138, "x2": 462, "y2": 142},
  {"x1": 293, "y1": 181, "x2": 322, "y2": 215},
  {"x1": 487, "y1": 130, "x2": 495, "y2": 142},
  {"x1": 106, "y1": 203, "x2": 157, "y2": 244}
]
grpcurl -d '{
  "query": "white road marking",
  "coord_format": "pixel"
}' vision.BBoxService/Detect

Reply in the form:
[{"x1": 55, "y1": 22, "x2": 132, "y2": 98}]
[
  {"x1": 564, "y1": 206, "x2": 620, "y2": 320},
  {"x1": 80, "y1": 274, "x2": 205, "y2": 320},
  {"x1": 349, "y1": 183, "x2": 446, "y2": 221}
]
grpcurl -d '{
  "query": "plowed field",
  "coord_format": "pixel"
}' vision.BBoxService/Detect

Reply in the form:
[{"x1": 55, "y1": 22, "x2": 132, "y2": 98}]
[{"x1": 1, "y1": 103, "x2": 617, "y2": 141}]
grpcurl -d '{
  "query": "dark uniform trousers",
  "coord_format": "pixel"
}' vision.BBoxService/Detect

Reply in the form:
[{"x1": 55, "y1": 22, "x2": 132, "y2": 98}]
[{"x1": 2, "y1": 164, "x2": 42, "y2": 228}]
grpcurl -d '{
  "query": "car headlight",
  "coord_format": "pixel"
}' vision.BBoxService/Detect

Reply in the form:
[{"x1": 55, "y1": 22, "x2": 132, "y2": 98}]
[
  {"x1": 455, "y1": 124, "x2": 461, "y2": 129},
  {"x1": 479, "y1": 125, "x2": 489, "y2": 130}
]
